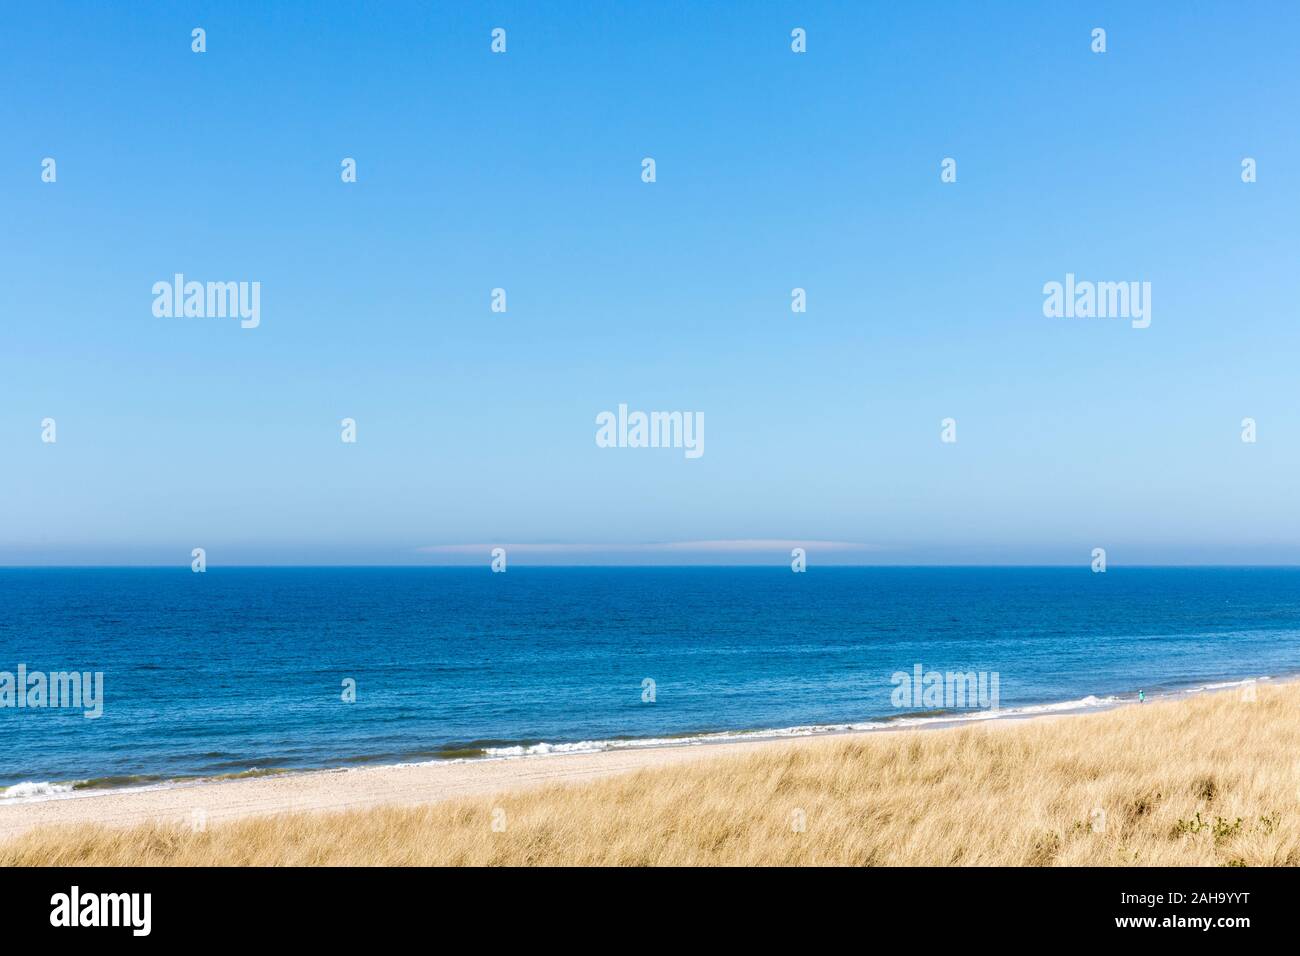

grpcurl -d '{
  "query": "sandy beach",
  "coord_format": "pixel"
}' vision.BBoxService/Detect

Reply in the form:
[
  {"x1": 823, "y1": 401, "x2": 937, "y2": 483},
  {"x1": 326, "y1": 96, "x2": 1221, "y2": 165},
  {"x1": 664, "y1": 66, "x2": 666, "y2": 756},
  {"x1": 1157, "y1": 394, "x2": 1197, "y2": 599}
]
[
  {"x1": 0, "y1": 702, "x2": 1088, "y2": 844},
  {"x1": 0, "y1": 730, "x2": 877, "y2": 841},
  {"x1": 0, "y1": 701, "x2": 1113, "y2": 842}
]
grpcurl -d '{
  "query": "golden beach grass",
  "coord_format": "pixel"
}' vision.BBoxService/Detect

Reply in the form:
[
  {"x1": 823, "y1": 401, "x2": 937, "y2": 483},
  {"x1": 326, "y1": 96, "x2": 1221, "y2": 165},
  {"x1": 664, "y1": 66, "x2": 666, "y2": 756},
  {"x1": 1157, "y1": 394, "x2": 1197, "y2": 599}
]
[{"x1": 5, "y1": 680, "x2": 1299, "y2": 866}]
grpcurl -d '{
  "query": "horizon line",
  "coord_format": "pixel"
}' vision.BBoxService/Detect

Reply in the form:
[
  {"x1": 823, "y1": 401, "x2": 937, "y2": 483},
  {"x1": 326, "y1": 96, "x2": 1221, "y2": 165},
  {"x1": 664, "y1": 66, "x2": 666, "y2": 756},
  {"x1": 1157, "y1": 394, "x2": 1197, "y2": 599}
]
[{"x1": 3, "y1": 563, "x2": 1300, "y2": 570}]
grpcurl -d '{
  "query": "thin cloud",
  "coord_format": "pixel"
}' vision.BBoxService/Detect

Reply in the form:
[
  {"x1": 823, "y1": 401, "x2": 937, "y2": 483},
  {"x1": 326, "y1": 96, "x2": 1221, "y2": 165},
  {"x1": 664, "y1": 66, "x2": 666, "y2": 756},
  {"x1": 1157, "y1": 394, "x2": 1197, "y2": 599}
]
[{"x1": 417, "y1": 539, "x2": 879, "y2": 555}]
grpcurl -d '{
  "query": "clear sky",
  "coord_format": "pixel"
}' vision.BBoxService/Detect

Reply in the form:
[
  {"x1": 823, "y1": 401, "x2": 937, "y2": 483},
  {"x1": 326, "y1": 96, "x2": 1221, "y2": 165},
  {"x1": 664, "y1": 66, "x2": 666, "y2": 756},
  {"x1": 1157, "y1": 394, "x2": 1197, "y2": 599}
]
[{"x1": 3, "y1": 1, "x2": 1298, "y2": 566}]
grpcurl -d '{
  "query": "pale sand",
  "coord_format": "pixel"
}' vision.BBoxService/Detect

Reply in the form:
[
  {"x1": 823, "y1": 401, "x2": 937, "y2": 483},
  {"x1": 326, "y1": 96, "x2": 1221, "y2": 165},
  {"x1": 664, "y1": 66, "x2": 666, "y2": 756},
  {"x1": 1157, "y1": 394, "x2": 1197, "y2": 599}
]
[
  {"x1": 0, "y1": 714, "x2": 1068, "y2": 842},
  {"x1": 0, "y1": 736, "x2": 827, "y2": 840}
]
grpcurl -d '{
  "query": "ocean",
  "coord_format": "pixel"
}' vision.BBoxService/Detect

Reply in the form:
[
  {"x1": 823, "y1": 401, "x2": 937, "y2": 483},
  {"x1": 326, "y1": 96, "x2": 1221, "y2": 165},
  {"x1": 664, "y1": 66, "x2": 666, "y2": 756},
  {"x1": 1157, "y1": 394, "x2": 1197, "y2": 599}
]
[{"x1": 2, "y1": 567, "x2": 1298, "y2": 798}]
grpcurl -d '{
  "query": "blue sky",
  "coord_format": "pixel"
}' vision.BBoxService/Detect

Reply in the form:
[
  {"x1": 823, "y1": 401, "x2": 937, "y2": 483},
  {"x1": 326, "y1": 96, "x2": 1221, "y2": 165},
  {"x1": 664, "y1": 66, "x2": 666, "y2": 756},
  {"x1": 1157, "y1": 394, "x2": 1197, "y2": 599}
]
[{"x1": 2, "y1": 1, "x2": 1298, "y2": 565}]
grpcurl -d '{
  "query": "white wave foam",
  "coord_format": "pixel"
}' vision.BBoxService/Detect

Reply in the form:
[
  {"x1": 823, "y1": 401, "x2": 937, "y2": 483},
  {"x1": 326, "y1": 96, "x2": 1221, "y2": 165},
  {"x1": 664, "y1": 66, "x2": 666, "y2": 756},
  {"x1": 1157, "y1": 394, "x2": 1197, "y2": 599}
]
[
  {"x1": 879, "y1": 694, "x2": 1120, "y2": 728},
  {"x1": 476, "y1": 720, "x2": 917, "y2": 759},
  {"x1": 468, "y1": 694, "x2": 1126, "y2": 760},
  {"x1": 1, "y1": 781, "x2": 76, "y2": 802},
  {"x1": 1183, "y1": 676, "x2": 1270, "y2": 694}
]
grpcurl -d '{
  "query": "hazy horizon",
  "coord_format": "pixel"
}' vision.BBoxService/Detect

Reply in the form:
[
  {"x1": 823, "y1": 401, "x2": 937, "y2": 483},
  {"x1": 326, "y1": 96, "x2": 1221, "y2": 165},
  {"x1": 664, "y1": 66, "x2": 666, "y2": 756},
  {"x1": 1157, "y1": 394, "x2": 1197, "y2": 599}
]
[{"x1": 5, "y1": 559, "x2": 1300, "y2": 569}]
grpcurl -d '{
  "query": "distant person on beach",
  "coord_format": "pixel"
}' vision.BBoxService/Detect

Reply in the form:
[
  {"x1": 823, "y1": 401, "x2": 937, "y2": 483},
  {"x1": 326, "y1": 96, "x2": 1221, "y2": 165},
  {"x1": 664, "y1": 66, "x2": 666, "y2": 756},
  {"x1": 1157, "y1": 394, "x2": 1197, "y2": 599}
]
[{"x1": 1139, "y1": 690, "x2": 1146, "y2": 703}]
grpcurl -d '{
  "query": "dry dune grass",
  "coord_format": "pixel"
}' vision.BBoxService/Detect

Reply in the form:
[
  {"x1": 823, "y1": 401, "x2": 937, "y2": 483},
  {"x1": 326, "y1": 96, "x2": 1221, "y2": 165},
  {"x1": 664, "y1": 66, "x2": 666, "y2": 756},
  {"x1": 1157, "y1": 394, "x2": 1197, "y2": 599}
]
[{"x1": 6, "y1": 682, "x2": 1300, "y2": 866}]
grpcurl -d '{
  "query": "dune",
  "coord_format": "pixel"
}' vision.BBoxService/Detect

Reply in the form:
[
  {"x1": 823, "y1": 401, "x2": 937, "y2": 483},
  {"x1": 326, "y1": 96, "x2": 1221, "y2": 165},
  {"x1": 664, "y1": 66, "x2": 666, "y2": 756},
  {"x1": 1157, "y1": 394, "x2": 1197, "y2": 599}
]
[{"x1": 3, "y1": 681, "x2": 1298, "y2": 865}]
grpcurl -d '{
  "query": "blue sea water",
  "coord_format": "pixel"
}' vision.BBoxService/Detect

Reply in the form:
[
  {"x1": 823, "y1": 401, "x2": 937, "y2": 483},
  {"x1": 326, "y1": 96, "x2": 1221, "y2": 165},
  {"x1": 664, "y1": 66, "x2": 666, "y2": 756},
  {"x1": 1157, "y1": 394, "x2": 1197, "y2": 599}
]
[{"x1": 2, "y1": 567, "x2": 1299, "y2": 793}]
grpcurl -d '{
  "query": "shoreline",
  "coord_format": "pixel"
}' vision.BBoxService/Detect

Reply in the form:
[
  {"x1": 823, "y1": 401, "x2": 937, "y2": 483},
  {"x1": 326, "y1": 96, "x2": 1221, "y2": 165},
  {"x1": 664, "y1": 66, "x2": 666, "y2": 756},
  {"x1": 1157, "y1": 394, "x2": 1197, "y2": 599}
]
[
  {"x1": 0, "y1": 674, "x2": 1273, "y2": 842},
  {"x1": 2, "y1": 673, "x2": 1273, "y2": 804}
]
